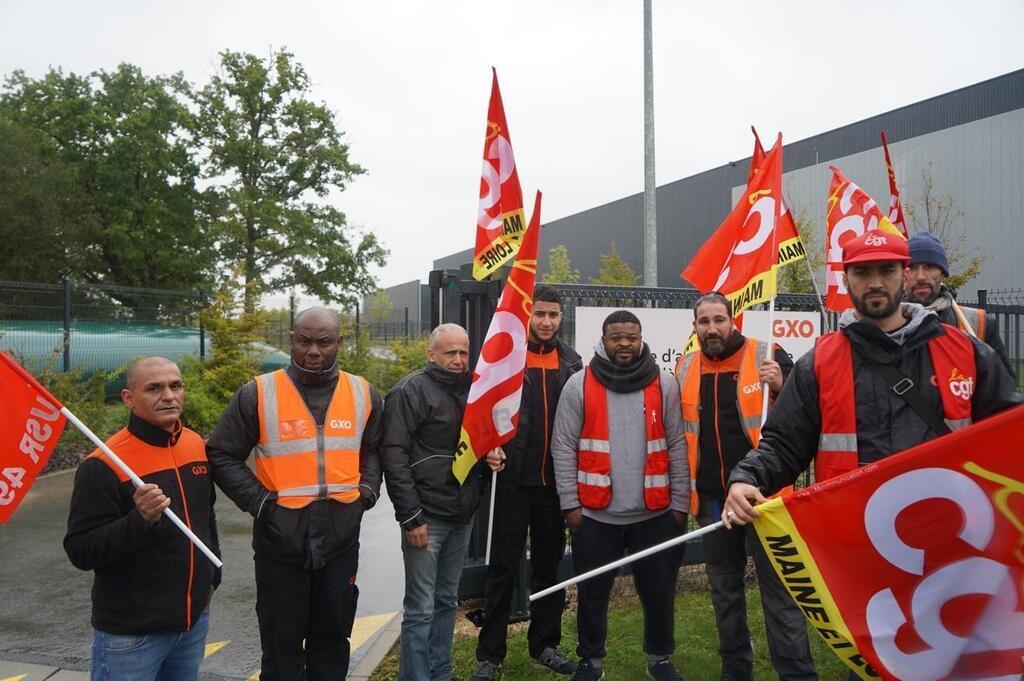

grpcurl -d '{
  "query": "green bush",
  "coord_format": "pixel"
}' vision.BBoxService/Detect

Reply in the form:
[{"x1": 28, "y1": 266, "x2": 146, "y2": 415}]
[{"x1": 32, "y1": 359, "x2": 125, "y2": 460}]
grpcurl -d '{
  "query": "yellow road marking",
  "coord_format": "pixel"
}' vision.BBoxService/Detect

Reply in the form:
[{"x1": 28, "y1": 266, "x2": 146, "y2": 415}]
[
  {"x1": 247, "y1": 673, "x2": 260, "y2": 681},
  {"x1": 350, "y1": 611, "x2": 398, "y2": 651},
  {"x1": 204, "y1": 640, "x2": 230, "y2": 658},
  {"x1": 0, "y1": 675, "x2": 27, "y2": 681}
]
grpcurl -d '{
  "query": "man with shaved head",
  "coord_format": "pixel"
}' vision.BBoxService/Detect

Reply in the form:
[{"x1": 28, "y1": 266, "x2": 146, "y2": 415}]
[
  {"x1": 382, "y1": 323, "x2": 487, "y2": 681},
  {"x1": 207, "y1": 306, "x2": 384, "y2": 681},
  {"x1": 65, "y1": 356, "x2": 220, "y2": 680}
]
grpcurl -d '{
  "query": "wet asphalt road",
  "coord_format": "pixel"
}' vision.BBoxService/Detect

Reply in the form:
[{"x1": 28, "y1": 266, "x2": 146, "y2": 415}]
[{"x1": 0, "y1": 469, "x2": 405, "y2": 680}]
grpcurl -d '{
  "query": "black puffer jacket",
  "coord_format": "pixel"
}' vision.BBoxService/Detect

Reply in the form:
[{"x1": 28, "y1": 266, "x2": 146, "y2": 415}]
[
  {"x1": 729, "y1": 305, "x2": 1023, "y2": 496},
  {"x1": 497, "y1": 338, "x2": 582, "y2": 492},
  {"x1": 381, "y1": 362, "x2": 485, "y2": 529}
]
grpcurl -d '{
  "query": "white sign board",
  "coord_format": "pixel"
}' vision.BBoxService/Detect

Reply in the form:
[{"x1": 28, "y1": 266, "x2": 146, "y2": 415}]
[{"x1": 574, "y1": 307, "x2": 820, "y2": 373}]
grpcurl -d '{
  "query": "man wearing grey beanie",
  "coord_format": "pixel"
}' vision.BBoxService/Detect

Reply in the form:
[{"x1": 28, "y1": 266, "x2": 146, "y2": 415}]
[{"x1": 905, "y1": 232, "x2": 1016, "y2": 379}]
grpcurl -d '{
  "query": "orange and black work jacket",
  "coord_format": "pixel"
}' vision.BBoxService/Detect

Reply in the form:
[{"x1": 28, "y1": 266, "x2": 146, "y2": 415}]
[
  {"x1": 578, "y1": 369, "x2": 671, "y2": 510},
  {"x1": 207, "y1": 365, "x2": 383, "y2": 567},
  {"x1": 675, "y1": 333, "x2": 792, "y2": 514},
  {"x1": 65, "y1": 414, "x2": 220, "y2": 635},
  {"x1": 728, "y1": 306, "x2": 1024, "y2": 497}
]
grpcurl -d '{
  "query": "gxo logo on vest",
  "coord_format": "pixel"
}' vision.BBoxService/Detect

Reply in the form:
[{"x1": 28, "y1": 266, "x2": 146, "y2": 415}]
[{"x1": 330, "y1": 419, "x2": 353, "y2": 430}]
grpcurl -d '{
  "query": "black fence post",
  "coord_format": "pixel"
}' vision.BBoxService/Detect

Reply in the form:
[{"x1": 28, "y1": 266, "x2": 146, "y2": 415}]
[
  {"x1": 978, "y1": 289, "x2": 987, "y2": 309},
  {"x1": 355, "y1": 304, "x2": 361, "y2": 355},
  {"x1": 199, "y1": 314, "x2": 206, "y2": 361},
  {"x1": 289, "y1": 293, "x2": 296, "y2": 329},
  {"x1": 404, "y1": 307, "x2": 410, "y2": 342},
  {"x1": 62, "y1": 276, "x2": 71, "y2": 372}
]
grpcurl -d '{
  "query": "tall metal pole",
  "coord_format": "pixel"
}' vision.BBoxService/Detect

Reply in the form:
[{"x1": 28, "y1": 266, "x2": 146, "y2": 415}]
[{"x1": 643, "y1": 0, "x2": 658, "y2": 288}]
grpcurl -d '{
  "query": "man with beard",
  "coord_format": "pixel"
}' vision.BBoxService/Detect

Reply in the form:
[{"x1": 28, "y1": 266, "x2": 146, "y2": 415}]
[
  {"x1": 551, "y1": 310, "x2": 689, "y2": 681},
  {"x1": 723, "y1": 230, "x2": 1021, "y2": 527},
  {"x1": 382, "y1": 323, "x2": 487, "y2": 681},
  {"x1": 904, "y1": 232, "x2": 1015, "y2": 379},
  {"x1": 674, "y1": 293, "x2": 816, "y2": 681},
  {"x1": 470, "y1": 286, "x2": 582, "y2": 680},
  {"x1": 208, "y1": 307, "x2": 383, "y2": 681}
]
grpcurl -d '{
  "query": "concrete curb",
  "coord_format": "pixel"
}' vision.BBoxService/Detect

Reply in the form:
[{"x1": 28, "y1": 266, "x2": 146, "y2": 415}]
[{"x1": 348, "y1": 612, "x2": 401, "y2": 680}]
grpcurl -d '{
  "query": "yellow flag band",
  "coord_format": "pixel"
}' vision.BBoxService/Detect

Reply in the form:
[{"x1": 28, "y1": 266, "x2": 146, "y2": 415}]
[
  {"x1": 473, "y1": 208, "x2": 527, "y2": 280},
  {"x1": 452, "y1": 427, "x2": 479, "y2": 484},
  {"x1": 777, "y1": 235, "x2": 806, "y2": 267},
  {"x1": 754, "y1": 499, "x2": 877, "y2": 680},
  {"x1": 726, "y1": 265, "x2": 778, "y2": 318}
]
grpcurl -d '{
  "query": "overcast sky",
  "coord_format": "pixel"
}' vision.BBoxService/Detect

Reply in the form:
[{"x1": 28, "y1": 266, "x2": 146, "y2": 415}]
[{"x1": 3, "y1": 1, "x2": 1023, "y2": 299}]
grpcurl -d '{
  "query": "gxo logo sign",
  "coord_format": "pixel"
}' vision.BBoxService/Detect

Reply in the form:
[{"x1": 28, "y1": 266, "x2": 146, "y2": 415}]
[
  {"x1": 330, "y1": 419, "x2": 353, "y2": 430},
  {"x1": 773, "y1": 319, "x2": 815, "y2": 338},
  {"x1": 741, "y1": 382, "x2": 762, "y2": 395}
]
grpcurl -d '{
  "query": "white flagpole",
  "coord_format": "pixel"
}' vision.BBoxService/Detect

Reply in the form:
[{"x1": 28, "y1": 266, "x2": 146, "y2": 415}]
[
  {"x1": 761, "y1": 295, "x2": 777, "y2": 426},
  {"x1": 484, "y1": 468, "x2": 498, "y2": 565},
  {"x1": 531, "y1": 520, "x2": 726, "y2": 602},
  {"x1": 61, "y1": 407, "x2": 223, "y2": 569}
]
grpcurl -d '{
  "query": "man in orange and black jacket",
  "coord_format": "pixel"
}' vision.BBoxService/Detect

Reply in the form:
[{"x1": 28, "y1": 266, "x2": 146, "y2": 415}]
[
  {"x1": 65, "y1": 356, "x2": 220, "y2": 681},
  {"x1": 674, "y1": 293, "x2": 816, "y2": 681},
  {"x1": 471, "y1": 285, "x2": 582, "y2": 680}
]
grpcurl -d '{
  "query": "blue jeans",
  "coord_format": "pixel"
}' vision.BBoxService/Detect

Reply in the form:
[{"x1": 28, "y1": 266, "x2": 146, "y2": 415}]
[
  {"x1": 398, "y1": 515, "x2": 473, "y2": 681},
  {"x1": 91, "y1": 611, "x2": 209, "y2": 681}
]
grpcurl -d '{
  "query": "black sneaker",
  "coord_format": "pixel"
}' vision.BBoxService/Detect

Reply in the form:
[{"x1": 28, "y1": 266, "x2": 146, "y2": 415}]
[
  {"x1": 469, "y1": 660, "x2": 499, "y2": 681},
  {"x1": 647, "y1": 659, "x2": 684, "y2": 681},
  {"x1": 571, "y1": 658, "x2": 604, "y2": 681},
  {"x1": 532, "y1": 647, "x2": 578, "y2": 675}
]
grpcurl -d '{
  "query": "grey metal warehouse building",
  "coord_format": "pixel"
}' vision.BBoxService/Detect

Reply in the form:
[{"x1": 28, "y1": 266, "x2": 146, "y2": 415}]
[{"x1": 369, "y1": 69, "x2": 1023, "y2": 328}]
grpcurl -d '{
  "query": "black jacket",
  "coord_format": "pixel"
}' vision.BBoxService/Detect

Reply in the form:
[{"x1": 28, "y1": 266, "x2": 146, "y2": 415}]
[
  {"x1": 64, "y1": 414, "x2": 220, "y2": 635},
  {"x1": 729, "y1": 306, "x2": 1023, "y2": 496},
  {"x1": 694, "y1": 333, "x2": 793, "y2": 500},
  {"x1": 498, "y1": 338, "x2": 582, "y2": 492},
  {"x1": 206, "y1": 365, "x2": 383, "y2": 568},
  {"x1": 381, "y1": 362, "x2": 485, "y2": 529},
  {"x1": 933, "y1": 303, "x2": 1016, "y2": 380}
]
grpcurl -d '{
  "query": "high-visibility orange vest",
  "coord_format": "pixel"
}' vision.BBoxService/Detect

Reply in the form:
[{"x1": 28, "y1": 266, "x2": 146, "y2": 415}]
[
  {"x1": 812, "y1": 324, "x2": 975, "y2": 482},
  {"x1": 675, "y1": 339, "x2": 777, "y2": 515},
  {"x1": 254, "y1": 369, "x2": 371, "y2": 509},
  {"x1": 958, "y1": 306, "x2": 986, "y2": 339},
  {"x1": 577, "y1": 369, "x2": 670, "y2": 511}
]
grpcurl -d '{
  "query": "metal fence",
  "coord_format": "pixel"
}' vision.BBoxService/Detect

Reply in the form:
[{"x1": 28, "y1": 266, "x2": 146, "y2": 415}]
[{"x1": 0, "y1": 278, "x2": 206, "y2": 379}]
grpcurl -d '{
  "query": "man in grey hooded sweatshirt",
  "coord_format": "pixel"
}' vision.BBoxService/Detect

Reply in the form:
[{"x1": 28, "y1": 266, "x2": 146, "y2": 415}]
[{"x1": 551, "y1": 310, "x2": 689, "y2": 681}]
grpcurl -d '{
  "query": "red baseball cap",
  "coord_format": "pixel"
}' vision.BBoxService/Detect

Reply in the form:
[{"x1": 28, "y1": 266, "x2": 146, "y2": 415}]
[{"x1": 842, "y1": 230, "x2": 909, "y2": 266}]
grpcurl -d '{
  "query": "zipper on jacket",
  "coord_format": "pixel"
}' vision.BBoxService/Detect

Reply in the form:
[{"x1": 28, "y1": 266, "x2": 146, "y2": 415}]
[
  {"x1": 316, "y1": 424, "x2": 327, "y2": 499},
  {"x1": 540, "y1": 365, "x2": 550, "y2": 485},
  {"x1": 712, "y1": 368, "x2": 727, "y2": 496},
  {"x1": 168, "y1": 438, "x2": 195, "y2": 631}
]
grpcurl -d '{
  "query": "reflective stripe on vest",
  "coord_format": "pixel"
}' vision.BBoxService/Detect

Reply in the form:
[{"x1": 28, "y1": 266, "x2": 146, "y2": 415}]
[
  {"x1": 958, "y1": 306, "x2": 986, "y2": 340},
  {"x1": 813, "y1": 325, "x2": 976, "y2": 482},
  {"x1": 254, "y1": 369, "x2": 370, "y2": 508},
  {"x1": 578, "y1": 369, "x2": 671, "y2": 511},
  {"x1": 675, "y1": 338, "x2": 768, "y2": 515}
]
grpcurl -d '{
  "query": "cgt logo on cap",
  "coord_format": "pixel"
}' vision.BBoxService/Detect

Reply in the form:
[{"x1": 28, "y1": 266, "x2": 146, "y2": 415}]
[{"x1": 864, "y1": 233, "x2": 888, "y2": 247}]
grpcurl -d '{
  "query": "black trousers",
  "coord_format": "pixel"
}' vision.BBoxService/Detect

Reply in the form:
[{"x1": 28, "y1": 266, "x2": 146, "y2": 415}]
[
  {"x1": 572, "y1": 511, "x2": 682, "y2": 660},
  {"x1": 698, "y1": 497, "x2": 817, "y2": 681},
  {"x1": 254, "y1": 545, "x2": 360, "y2": 681},
  {"x1": 476, "y1": 484, "x2": 567, "y2": 663}
]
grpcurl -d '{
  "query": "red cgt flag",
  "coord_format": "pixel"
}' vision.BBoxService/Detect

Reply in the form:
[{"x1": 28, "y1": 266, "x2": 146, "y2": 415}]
[
  {"x1": 473, "y1": 68, "x2": 527, "y2": 281},
  {"x1": 753, "y1": 405, "x2": 1024, "y2": 681},
  {"x1": 682, "y1": 133, "x2": 784, "y2": 317},
  {"x1": 453, "y1": 191, "x2": 542, "y2": 483},
  {"x1": 0, "y1": 351, "x2": 67, "y2": 523},
  {"x1": 880, "y1": 131, "x2": 909, "y2": 238},
  {"x1": 825, "y1": 166, "x2": 906, "y2": 311},
  {"x1": 751, "y1": 127, "x2": 806, "y2": 268}
]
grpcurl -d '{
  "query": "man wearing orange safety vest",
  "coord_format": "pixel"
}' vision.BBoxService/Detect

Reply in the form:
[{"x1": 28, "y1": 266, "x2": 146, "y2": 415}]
[
  {"x1": 208, "y1": 307, "x2": 383, "y2": 681},
  {"x1": 724, "y1": 230, "x2": 1021, "y2": 527},
  {"x1": 674, "y1": 292, "x2": 816, "y2": 681},
  {"x1": 551, "y1": 310, "x2": 689, "y2": 681}
]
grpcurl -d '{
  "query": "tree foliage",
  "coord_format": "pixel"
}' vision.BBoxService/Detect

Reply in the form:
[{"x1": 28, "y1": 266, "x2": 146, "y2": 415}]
[
  {"x1": 1, "y1": 65, "x2": 214, "y2": 291},
  {"x1": 195, "y1": 49, "x2": 387, "y2": 311},
  {"x1": 543, "y1": 244, "x2": 581, "y2": 284},
  {"x1": 904, "y1": 170, "x2": 986, "y2": 291},
  {"x1": 589, "y1": 242, "x2": 640, "y2": 286}
]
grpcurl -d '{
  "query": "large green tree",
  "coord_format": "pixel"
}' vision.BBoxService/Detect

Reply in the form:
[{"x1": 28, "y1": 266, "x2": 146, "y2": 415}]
[
  {"x1": 0, "y1": 115, "x2": 92, "y2": 281},
  {"x1": 196, "y1": 49, "x2": 386, "y2": 312},
  {"x1": 590, "y1": 243, "x2": 640, "y2": 286},
  {"x1": 543, "y1": 244, "x2": 581, "y2": 284},
  {"x1": 1, "y1": 65, "x2": 214, "y2": 291}
]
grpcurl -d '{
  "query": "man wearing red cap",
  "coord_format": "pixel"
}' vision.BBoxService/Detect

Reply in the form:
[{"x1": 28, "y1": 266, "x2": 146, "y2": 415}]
[{"x1": 722, "y1": 230, "x2": 1021, "y2": 528}]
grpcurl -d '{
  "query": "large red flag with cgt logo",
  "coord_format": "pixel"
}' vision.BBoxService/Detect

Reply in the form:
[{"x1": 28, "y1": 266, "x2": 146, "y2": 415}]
[
  {"x1": 682, "y1": 133, "x2": 784, "y2": 317},
  {"x1": 453, "y1": 191, "x2": 542, "y2": 484},
  {"x1": 473, "y1": 68, "x2": 527, "y2": 281},
  {"x1": 825, "y1": 166, "x2": 906, "y2": 311},
  {"x1": 751, "y1": 127, "x2": 806, "y2": 269},
  {"x1": 753, "y1": 405, "x2": 1024, "y2": 681},
  {"x1": 0, "y1": 351, "x2": 67, "y2": 522}
]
